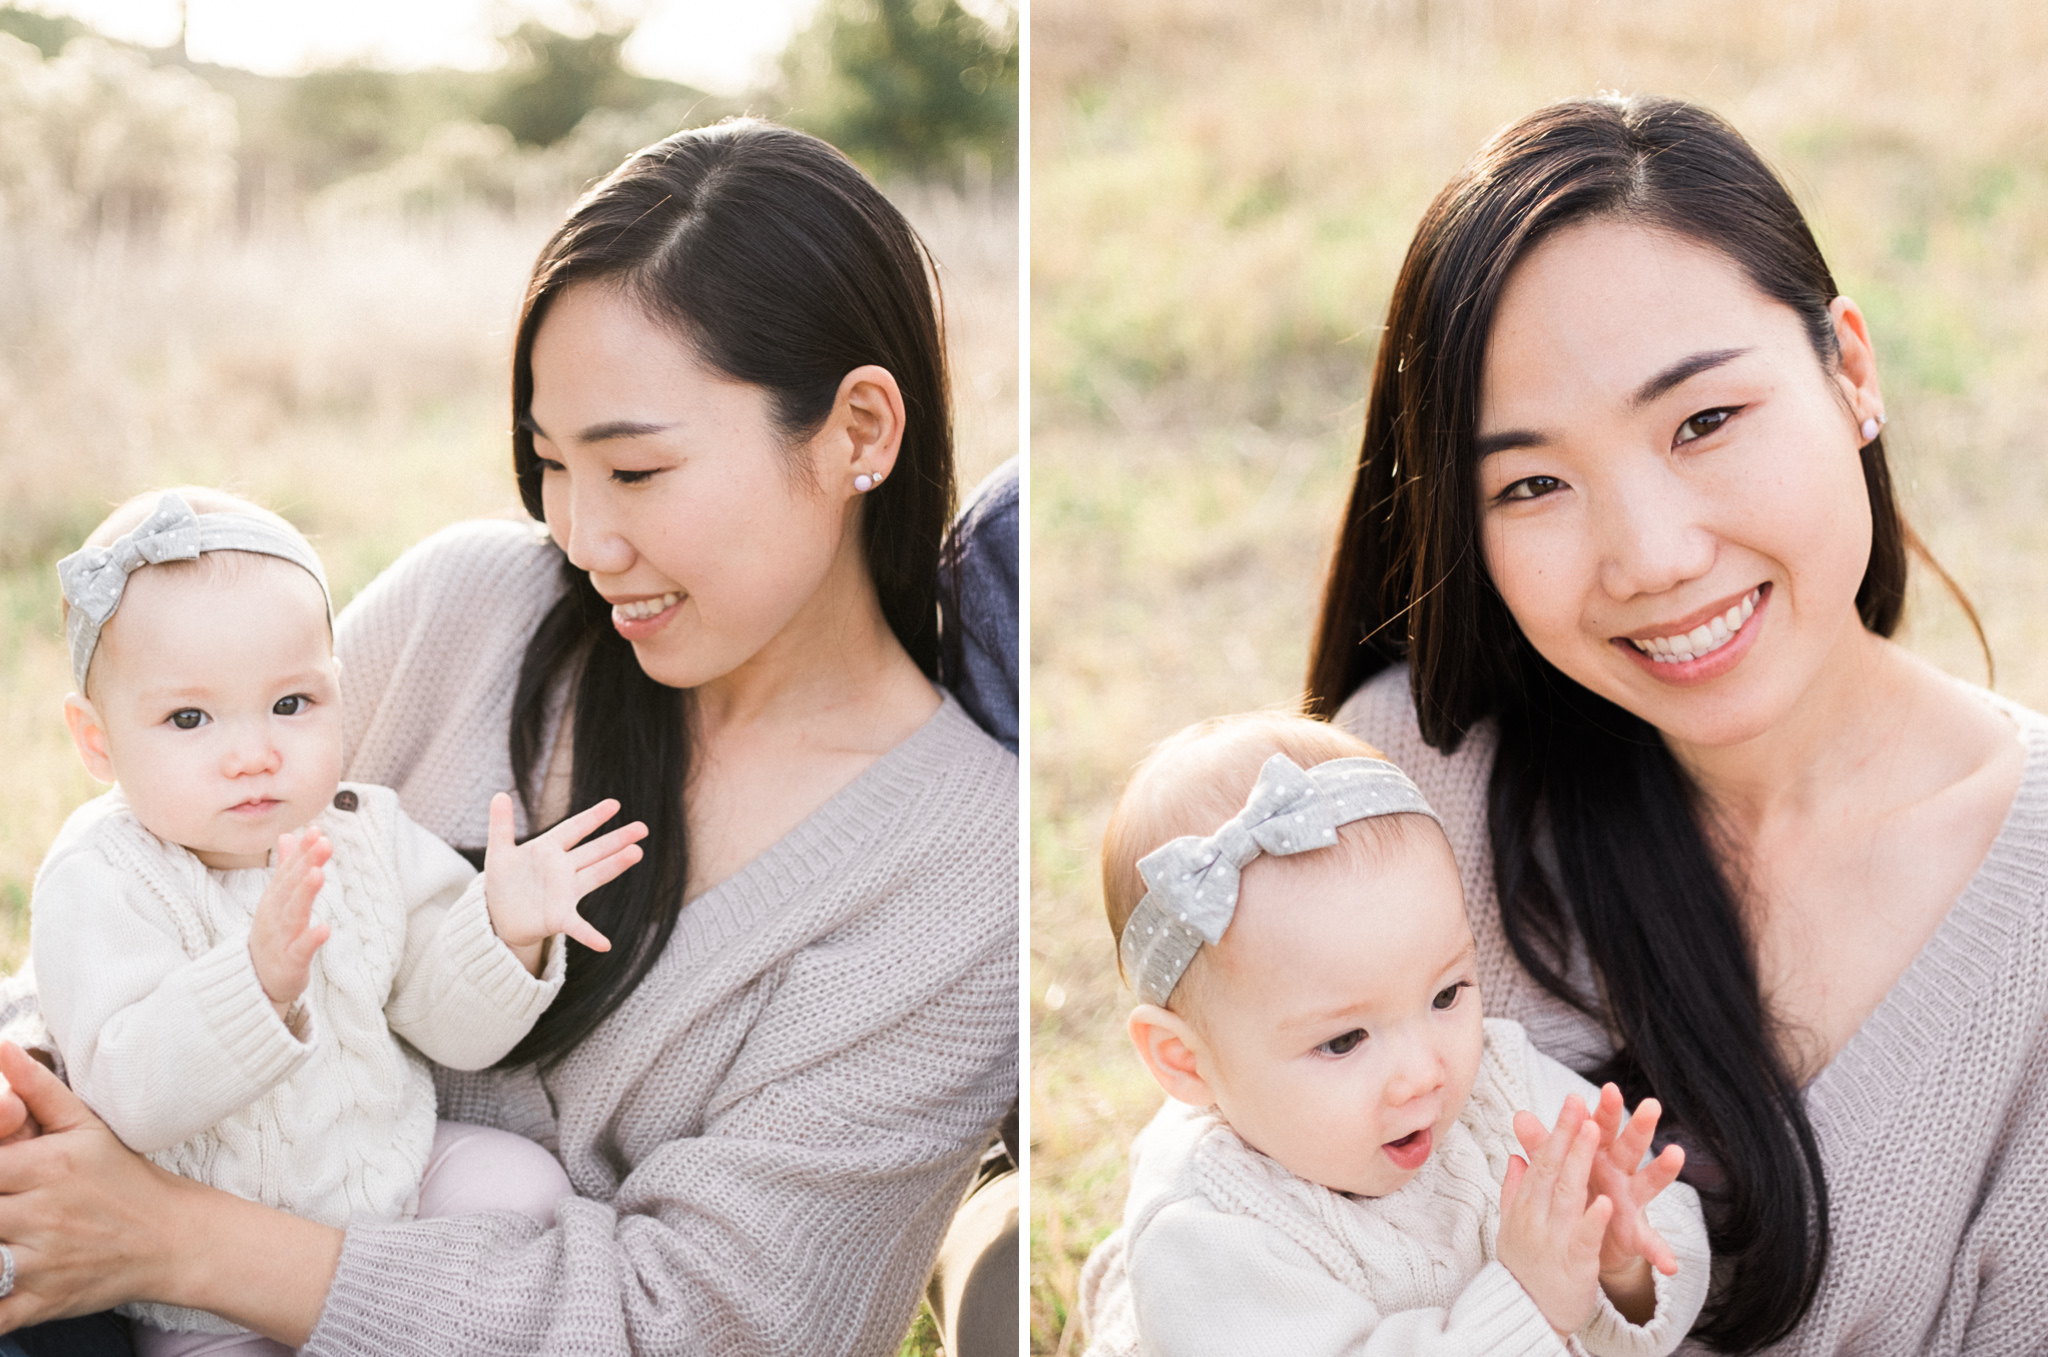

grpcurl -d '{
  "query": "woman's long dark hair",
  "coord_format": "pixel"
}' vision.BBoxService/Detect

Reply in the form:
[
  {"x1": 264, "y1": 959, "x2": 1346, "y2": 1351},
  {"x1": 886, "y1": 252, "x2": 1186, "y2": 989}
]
[
  {"x1": 497, "y1": 119, "x2": 955, "y2": 1068},
  {"x1": 1305, "y1": 96, "x2": 1948, "y2": 1350}
]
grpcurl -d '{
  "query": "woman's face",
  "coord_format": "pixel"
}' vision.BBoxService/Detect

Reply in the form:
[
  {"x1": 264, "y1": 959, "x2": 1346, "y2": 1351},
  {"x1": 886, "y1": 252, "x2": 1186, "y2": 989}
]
[
  {"x1": 1475, "y1": 220, "x2": 1883, "y2": 750},
  {"x1": 527, "y1": 283, "x2": 870, "y2": 692}
]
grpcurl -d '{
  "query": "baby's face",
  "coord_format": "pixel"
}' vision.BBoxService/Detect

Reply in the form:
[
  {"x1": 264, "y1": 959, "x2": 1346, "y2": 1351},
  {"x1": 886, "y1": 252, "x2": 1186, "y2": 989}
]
[
  {"x1": 81, "y1": 557, "x2": 342, "y2": 869},
  {"x1": 1188, "y1": 825, "x2": 1483, "y2": 1197}
]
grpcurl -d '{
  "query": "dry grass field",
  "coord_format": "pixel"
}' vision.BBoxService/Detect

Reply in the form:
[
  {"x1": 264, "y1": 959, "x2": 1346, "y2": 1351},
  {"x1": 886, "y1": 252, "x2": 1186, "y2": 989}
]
[
  {"x1": 0, "y1": 181, "x2": 1017, "y2": 973},
  {"x1": 1029, "y1": 0, "x2": 2048, "y2": 1350}
]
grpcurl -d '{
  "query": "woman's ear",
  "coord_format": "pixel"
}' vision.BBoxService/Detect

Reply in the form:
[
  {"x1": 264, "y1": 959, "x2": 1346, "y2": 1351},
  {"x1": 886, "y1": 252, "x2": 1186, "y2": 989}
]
[
  {"x1": 1829, "y1": 296, "x2": 1884, "y2": 432},
  {"x1": 825, "y1": 364, "x2": 905, "y2": 495},
  {"x1": 1129, "y1": 1003, "x2": 1217, "y2": 1108},
  {"x1": 63, "y1": 693, "x2": 116, "y2": 785}
]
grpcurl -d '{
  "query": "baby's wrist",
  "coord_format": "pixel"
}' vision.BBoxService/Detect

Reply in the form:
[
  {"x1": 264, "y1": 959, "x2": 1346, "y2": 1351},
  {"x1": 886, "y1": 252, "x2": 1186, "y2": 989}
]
[{"x1": 1598, "y1": 1256, "x2": 1656, "y2": 1324}]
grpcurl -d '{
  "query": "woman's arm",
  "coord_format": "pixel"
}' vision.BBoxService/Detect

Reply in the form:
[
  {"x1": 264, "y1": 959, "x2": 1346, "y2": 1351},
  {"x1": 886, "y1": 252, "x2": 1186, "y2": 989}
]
[
  {"x1": 305, "y1": 935, "x2": 1016, "y2": 1357},
  {"x1": 0, "y1": 1044, "x2": 341, "y2": 1344}
]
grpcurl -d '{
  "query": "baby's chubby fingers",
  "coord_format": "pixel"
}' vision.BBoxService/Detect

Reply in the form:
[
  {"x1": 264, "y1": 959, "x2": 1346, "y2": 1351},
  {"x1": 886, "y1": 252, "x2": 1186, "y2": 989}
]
[
  {"x1": 1593, "y1": 1082, "x2": 1627, "y2": 1149},
  {"x1": 1554, "y1": 1115, "x2": 1602, "y2": 1213},
  {"x1": 543, "y1": 797, "x2": 627, "y2": 850},
  {"x1": 568, "y1": 820, "x2": 649, "y2": 872},
  {"x1": 1611, "y1": 1096, "x2": 1663, "y2": 1169},
  {"x1": 554, "y1": 906, "x2": 611, "y2": 954}
]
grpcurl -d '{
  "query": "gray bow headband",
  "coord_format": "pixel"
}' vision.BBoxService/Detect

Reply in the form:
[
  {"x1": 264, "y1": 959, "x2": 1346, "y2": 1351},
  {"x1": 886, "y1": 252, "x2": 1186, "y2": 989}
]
[
  {"x1": 1119, "y1": 753, "x2": 1442, "y2": 1007},
  {"x1": 57, "y1": 492, "x2": 331, "y2": 691}
]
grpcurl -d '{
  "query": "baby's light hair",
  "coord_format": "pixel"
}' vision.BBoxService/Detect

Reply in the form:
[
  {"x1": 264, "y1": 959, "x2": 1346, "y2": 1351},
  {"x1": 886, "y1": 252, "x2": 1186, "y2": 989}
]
[
  {"x1": 68, "y1": 486, "x2": 326, "y2": 697},
  {"x1": 1102, "y1": 711, "x2": 1441, "y2": 1013}
]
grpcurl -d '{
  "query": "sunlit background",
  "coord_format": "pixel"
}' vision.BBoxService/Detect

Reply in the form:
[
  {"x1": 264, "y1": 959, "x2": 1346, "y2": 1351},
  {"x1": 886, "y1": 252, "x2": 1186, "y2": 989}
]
[
  {"x1": 0, "y1": 22, "x2": 1014, "y2": 1347},
  {"x1": 1030, "y1": 0, "x2": 2048, "y2": 1350}
]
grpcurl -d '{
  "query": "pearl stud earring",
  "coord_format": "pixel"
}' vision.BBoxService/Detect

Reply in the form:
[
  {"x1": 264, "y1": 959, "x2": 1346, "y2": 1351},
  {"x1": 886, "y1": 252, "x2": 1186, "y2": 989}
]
[
  {"x1": 854, "y1": 473, "x2": 876, "y2": 492},
  {"x1": 1860, "y1": 413, "x2": 1887, "y2": 442}
]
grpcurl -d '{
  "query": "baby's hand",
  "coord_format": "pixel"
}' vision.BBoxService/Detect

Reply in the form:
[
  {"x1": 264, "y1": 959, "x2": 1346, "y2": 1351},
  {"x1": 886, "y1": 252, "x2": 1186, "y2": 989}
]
[
  {"x1": 1514, "y1": 1084, "x2": 1687, "y2": 1325},
  {"x1": 484, "y1": 794, "x2": 647, "y2": 973},
  {"x1": 1495, "y1": 1094, "x2": 1610, "y2": 1336},
  {"x1": 249, "y1": 828, "x2": 333, "y2": 1022}
]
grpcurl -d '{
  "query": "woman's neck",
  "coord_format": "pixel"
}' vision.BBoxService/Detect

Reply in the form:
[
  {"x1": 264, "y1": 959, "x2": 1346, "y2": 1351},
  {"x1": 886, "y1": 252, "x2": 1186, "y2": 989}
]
[
  {"x1": 690, "y1": 547, "x2": 935, "y2": 752},
  {"x1": 1664, "y1": 618, "x2": 1916, "y2": 833}
]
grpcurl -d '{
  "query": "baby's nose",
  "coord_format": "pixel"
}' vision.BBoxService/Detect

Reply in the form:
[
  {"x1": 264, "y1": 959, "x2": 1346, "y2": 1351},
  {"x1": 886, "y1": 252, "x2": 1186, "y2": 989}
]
[{"x1": 221, "y1": 727, "x2": 282, "y2": 775}]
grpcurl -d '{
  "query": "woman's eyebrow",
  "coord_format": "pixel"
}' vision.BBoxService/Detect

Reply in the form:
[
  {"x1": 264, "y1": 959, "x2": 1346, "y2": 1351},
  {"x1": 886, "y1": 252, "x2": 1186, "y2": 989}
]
[
  {"x1": 1630, "y1": 347, "x2": 1752, "y2": 408},
  {"x1": 517, "y1": 412, "x2": 676, "y2": 444},
  {"x1": 1477, "y1": 346, "x2": 1756, "y2": 457}
]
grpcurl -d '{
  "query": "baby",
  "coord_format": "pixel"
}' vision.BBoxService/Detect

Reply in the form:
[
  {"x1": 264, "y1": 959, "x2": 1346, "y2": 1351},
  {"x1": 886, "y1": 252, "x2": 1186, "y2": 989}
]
[
  {"x1": 31, "y1": 489, "x2": 645, "y2": 1356},
  {"x1": 1078, "y1": 713, "x2": 1711, "y2": 1356}
]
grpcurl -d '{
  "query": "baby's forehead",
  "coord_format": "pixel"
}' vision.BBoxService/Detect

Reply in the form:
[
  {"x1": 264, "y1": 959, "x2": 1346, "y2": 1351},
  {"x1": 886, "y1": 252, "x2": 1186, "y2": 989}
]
[{"x1": 98, "y1": 552, "x2": 333, "y2": 669}]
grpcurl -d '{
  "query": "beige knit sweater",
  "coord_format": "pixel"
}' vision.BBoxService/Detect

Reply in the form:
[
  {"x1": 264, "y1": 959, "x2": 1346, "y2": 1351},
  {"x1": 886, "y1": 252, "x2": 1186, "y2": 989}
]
[
  {"x1": 1078, "y1": 1018, "x2": 1709, "y2": 1357},
  {"x1": 301, "y1": 519, "x2": 1019, "y2": 1356},
  {"x1": 1338, "y1": 666, "x2": 2048, "y2": 1356},
  {"x1": 31, "y1": 782, "x2": 564, "y2": 1335}
]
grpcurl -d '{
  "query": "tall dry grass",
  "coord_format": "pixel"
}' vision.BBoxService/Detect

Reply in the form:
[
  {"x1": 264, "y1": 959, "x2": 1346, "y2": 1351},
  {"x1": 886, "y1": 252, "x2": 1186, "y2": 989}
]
[
  {"x1": 0, "y1": 181, "x2": 1017, "y2": 969},
  {"x1": 1030, "y1": 0, "x2": 2048, "y2": 1349}
]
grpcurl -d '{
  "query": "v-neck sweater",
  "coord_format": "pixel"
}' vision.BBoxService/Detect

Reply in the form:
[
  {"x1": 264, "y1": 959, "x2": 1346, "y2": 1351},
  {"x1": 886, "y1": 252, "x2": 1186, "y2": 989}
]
[
  {"x1": 301, "y1": 519, "x2": 1019, "y2": 1357},
  {"x1": 1338, "y1": 666, "x2": 2048, "y2": 1356}
]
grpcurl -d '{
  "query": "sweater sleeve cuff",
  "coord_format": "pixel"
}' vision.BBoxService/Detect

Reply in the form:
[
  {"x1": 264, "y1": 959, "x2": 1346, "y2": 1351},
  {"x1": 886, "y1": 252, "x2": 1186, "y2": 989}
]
[
  {"x1": 387, "y1": 876, "x2": 563, "y2": 1071},
  {"x1": 187, "y1": 937, "x2": 318, "y2": 1092},
  {"x1": 303, "y1": 1216, "x2": 501, "y2": 1356},
  {"x1": 1453, "y1": 1261, "x2": 1572, "y2": 1356},
  {"x1": 442, "y1": 875, "x2": 565, "y2": 1018}
]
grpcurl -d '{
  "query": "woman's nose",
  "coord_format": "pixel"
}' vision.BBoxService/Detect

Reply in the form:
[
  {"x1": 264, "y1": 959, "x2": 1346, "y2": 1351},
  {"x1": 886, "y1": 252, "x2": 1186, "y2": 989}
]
[
  {"x1": 559, "y1": 482, "x2": 635, "y2": 578},
  {"x1": 1594, "y1": 455, "x2": 1717, "y2": 601}
]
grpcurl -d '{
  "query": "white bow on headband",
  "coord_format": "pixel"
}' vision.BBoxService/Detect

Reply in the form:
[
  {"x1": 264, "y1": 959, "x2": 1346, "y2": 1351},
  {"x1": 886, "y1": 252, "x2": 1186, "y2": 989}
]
[
  {"x1": 57, "y1": 492, "x2": 331, "y2": 691},
  {"x1": 1118, "y1": 753, "x2": 1441, "y2": 1007}
]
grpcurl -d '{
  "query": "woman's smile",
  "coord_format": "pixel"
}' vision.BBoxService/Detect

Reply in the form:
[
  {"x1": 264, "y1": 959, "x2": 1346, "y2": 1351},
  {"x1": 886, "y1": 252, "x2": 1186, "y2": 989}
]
[
  {"x1": 608, "y1": 589, "x2": 686, "y2": 639},
  {"x1": 1613, "y1": 583, "x2": 1770, "y2": 685}
]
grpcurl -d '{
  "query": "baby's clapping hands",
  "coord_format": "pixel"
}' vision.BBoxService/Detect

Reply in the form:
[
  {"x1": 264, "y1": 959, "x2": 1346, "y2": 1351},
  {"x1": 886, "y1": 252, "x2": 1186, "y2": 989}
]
[
  {"x1": 484, "y1": 793, "x2": 648, "y2": 974},
  {"x1": 1496, "y1": 1086, "x2": 1686, "y2": 1337}
]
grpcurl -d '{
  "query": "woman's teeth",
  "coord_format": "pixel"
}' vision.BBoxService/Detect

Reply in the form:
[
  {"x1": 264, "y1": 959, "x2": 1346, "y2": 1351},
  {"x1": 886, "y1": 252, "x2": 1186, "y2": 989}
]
[
  {"x1": 615, "y1": 591, "x2": 681, "y2": 620},
  {"x1": 1629, "y1": 587, "x2": 1760, "y2": 663}
]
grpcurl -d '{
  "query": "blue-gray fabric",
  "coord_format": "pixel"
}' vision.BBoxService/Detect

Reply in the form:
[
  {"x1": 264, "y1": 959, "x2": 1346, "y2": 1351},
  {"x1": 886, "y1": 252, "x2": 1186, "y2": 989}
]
[{"x1": 939, "y1": 458, "x2": 1018, "y2": 754}]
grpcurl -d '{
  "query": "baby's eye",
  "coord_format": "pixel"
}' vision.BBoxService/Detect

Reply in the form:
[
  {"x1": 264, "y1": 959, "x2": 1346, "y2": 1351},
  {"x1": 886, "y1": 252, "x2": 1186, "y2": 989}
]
[
  {"x1": 1431, "y1": 981, "x2": 1472, "y2": 1011},
  {"x1": 168, "y1": 709, "x2": 208, "y2": 731},
  {"x1": 1674, "y1": 407, "x2": 1737, "y2": 446},
  {"x1": 1497, "y1": 475, "x2": 1563, "y2": 503},
  {"x1": 273, "y1": 694, "x2": 312, "y2": 716},
  {"x1": 1316, "y1": 1029, "x2": 1367, "y2": 1057}
]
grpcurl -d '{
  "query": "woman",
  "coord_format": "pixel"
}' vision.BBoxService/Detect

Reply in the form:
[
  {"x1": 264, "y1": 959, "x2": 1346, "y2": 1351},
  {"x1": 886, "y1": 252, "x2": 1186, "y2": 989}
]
[
  {"x1": 1308, "y1": 96, "x2": 2048, "y2": 1352},
  {"x1": 0, "y1": 119, "x2": 1018, "y2": 1355}
]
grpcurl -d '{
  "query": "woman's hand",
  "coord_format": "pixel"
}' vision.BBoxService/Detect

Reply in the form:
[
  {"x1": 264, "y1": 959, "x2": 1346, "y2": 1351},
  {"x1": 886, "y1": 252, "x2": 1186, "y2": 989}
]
[
  {"x1": 0, "y1": 1041, "x2": 182, "y2": 1330},
  {"x1": 1495, "y1": 1094, "x2": 1609, "y2": 1337},
  {"x1": 484, "y1": 793, "x2": 646, "y2": 971},
  {"x1": 0, "y1": 1043, "x2": 342, "y2": 1342}
]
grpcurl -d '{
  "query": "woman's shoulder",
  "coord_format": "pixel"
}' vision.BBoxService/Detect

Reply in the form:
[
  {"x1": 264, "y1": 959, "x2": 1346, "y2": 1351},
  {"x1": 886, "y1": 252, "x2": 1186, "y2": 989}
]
[
  {"x1": 861, "y1": 693, "x2": 1019, "y2": 843},
  {"x1": 337, "y1": 517, "x2": 562, "y2": 647},
  {"x1": 1332, "y1": 665, "x2": 1495, "y2": 837}
]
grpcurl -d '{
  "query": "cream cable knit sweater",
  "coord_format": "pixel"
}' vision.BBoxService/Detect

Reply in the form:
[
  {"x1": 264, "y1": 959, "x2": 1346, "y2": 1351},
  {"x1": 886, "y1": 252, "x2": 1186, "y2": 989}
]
[
  {"x1": 1078, "y1": 1019, "x2": 1709, "y2": 1357},
  {"x1": 31, "y1": 782, "x2": 565, "y2": 1335},
  {"x1": 1339, "y1": 666, "x2": 2048, "y2": 1355},
  {"x1": 297, "y1": 519, "x2": 1019, "y2": 1356}
]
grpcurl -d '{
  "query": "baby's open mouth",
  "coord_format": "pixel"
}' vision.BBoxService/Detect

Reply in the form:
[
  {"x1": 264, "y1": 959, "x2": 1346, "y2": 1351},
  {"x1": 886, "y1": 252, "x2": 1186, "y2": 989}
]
[{"x1": 1381, "y1": 1126, "x2": 1432, "y2": 1171}]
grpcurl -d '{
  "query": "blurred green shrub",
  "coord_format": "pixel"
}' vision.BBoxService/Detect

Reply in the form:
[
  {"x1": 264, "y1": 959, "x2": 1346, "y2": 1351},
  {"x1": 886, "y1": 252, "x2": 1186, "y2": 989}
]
[
  {"x1": 0, "y1": 33, "x2": 236, "y2": 237},
  {"x1": 780, "y1": 0, "x2": 1018, "y2": 182}
]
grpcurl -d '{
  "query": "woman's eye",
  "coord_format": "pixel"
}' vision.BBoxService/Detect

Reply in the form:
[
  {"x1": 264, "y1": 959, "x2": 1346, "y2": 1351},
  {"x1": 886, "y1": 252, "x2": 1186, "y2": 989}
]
[
  {"x1": 1498, "y1": 475, "x2": 1563, "y2": 503},
  {"x1": 536, "y1": 456, "x2": 565, "y2": 473},
  {"x1": 273, "y1": 694, "x2": 311, "y2": 716},
  {"x1": 1317, "y1": 1028, "x2": 1367, "y2": 1057},
  {"x1": 1432, "y1": 982, "x2": 1471, "y2": 1011},
  {"x1": 1675, "y1": 407, "x2": 1736, "y2": 446},
  {"x1": 168, "y1": 709, "x2": 208, "y2": 730},
  {"x1": 610, "y1": 468, "x2": 659, "y2": 486}
]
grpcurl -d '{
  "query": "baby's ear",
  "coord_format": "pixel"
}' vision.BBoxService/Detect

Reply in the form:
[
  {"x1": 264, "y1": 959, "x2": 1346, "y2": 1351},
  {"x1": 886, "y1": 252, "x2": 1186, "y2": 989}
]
[
  {"x1": 62, "y1": 693, "x2": 116, "y2": 785},
  {"x1": 1128, "y1": 1004, "x2": 1216, "y2": 1107}
]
